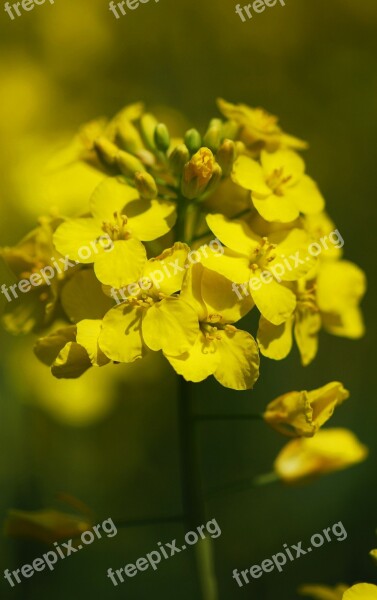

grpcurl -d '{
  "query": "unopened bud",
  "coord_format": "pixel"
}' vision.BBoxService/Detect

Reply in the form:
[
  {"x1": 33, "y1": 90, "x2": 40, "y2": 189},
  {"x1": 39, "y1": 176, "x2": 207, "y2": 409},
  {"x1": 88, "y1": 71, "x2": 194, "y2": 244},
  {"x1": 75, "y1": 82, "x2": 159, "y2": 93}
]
[
  {"x1": 201, "y1": 163, "x2": 222, "y2": 197},
  {"x1": 221, "y1": 119, "x2": 240, "y2": 141},
  {"x1": 184, "y1": 129, "x2": 202, "y2": 154},
  {"x1": 181, "y1": 147, "x2": 215, "y2": 200},
  {"x1": 116, "y1": 150, "x2": 146, "y2": 176},
  {"x1": 154, "y1": 123, "x2": 170, "y2": 152},
  {"x1": 216, "y1": 139, "x2": 236, "y2": 176},
  {"x1": 203, "y1": 123, "x2": 222, "y2": 153},
  {"x1": 134, "y1": 171, "x2": 158, "y2": 199},
  {"x1": 93, "y1": 137, "x2": 119, "y2": 165},
  {"x1": 116, "y1": 121, "x2": 144, "y2": 154},
  {"x1": 140, "y1": 113, "x2": 158, "y2": 150},
  {"x1": 169, "y1": 144, "x2": 190, "y2": 176}
]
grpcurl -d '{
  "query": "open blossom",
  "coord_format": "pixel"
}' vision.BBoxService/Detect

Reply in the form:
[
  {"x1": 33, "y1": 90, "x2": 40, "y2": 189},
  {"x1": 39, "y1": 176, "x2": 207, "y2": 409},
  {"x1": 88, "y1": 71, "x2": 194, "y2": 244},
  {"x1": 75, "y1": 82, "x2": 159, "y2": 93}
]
[
  {"x1": 232, "y1": 150, "x2": 325, "y2": 223},
  {"x1": 263, "y1": 382, "x2": 349, "y2": 437}
]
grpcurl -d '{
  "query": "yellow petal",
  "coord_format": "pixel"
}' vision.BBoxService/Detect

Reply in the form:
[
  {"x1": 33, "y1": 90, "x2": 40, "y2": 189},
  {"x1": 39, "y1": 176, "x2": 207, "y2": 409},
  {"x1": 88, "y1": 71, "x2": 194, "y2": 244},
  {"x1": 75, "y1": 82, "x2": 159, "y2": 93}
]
[
  {"x1": 76, "y1": 319, "x2": 110, "y2": 367},
  {"x1": 34, "y1": 326, "x2": 77, "y2": 366},
  {"x1": 294, "y1": 310, "x2": 321, "y2": 366},
  {"x1": 143, "y1": 243, "x2": 190, "y2": 297},
  {"x1": 214, "y1": 327, "x2": 260, "y2": 390},
  {"x1": 90, "y1": 176, "x2": 139, "y2": 222},
  {"x1": 252, "y1": 193, "x2": 300, "y2": 223},
  {"x1": 94, "y1": 238, "x2": 147, "y2": 288},
  {"x1": 99, "y1": 304, "x2": 145, "y2": 363},
  {"x1": 61, "y1": 269, "x2": 113, "y2": 322},
  {"x1": 201, "y1": 266, "x2": 254, "y2": 323},
  {"x1": 343, "y1": 584, "x2": 377, "y2": 600},
  {"x1": 166, "y1": 331, "x2": 220, "y2": 383},
  {"x1": 128, "y1": 198, "x2": 176, "y2": 241},
  {"x1": 142, "y1": 297, "x2": 199, "y2": 355},
  {"x1": 232, "y1": 155, "x2": 271, "y2": 196},
  {"x1": 202, "y1": 249, "x2": 251, "y2": 284},
  {"x1": 287, "y1": 175, "x2": 325, "y2": 214},
  {"x1": 206, "y1": 213, "x2": 260, "y2": 256},
  {"x1": 261, "y1": 149, "x2": 305, "y2": 184},
  {"x1": 53, "y1": 218, "x2": 103, "y2": 264},
  {"x1": 51, "y1": 342, "x2": 92, "y2": 379},
  {"x1": 251, "y1": 279, "x2": 296, "y2": 325},
  {"x1": 257, "y1": 315, "x2": 293, "y2": 360},
  {"x1": 269, "y1": 228, "x2": 317, "y2": 281}
]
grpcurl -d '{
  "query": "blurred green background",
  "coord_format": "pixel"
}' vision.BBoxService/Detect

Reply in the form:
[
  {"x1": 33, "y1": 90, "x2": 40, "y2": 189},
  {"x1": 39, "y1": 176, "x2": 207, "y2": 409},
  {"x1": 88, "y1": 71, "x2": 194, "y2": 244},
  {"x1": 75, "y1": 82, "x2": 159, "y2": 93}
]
[{"x1": 0, "y1": 0, "x2": 376, "y2": 598}]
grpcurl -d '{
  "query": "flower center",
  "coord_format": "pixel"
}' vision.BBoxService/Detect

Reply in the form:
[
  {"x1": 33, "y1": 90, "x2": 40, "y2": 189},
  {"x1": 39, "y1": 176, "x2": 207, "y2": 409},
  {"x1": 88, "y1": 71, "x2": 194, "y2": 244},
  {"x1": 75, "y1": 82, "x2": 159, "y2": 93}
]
[
  {"x1": 249, "y1": 237, "x2": 277, "y2": 271},
  {"x1": 265, "y1": 168, "x2": 292, "y2": 196},
  {"x1": 101, "y1": 212, "x2": 131, "y2": 241}
]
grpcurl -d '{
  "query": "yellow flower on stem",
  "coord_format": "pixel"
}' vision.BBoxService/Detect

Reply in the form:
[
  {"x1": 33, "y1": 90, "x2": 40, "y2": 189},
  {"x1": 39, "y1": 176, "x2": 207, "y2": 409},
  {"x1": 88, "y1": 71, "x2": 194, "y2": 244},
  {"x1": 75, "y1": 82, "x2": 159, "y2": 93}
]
[
  {"x1": 203, "y1": 213, "x2": 315, "y2": 325},
  {"x1": 217, "y1": 98, "x2": 307, "y2": 152},
  {"x1": 232, "y1": 150, "x2": 325, "y2": 223},
  {"x1": 263, "y1": 382, "x2": 349, "y2": 437},
  {"x1": 299, "y1": 584, "x2": 348, "y2": 600},
  {"x1": 98, "y1": 244, "x2": 199, "y2": 363},
  {"x1": 53, "y1": 177, "x2": 176, "y2": 289},
  {"x1": 343, "y1": 584, "x2": 377, "y2": 599},
  {"x1": 166, "y1": 264, "x2": 259, "y2": 390},
  {"x1": 274, "y1": 428, "x2": 368, "y2": 483}
]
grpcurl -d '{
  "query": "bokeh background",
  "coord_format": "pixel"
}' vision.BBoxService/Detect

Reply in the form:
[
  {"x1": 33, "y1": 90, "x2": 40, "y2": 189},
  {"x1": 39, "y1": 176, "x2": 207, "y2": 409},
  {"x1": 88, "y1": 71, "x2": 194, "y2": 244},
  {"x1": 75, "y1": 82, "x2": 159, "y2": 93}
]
[{"x1": 0, "y1": 0, "x2": 376, "y2": 598}]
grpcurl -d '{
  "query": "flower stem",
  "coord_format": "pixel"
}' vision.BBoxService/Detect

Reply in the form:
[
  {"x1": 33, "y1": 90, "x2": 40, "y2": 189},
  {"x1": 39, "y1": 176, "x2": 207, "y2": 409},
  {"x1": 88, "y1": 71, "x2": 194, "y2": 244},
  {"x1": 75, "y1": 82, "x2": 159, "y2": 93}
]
[
  {"x1": 195, "y1": 413, "x2": 264, "y2": 422},
  {"x1": 178, "y1": 378, "x2": 219, "y2": 600}
]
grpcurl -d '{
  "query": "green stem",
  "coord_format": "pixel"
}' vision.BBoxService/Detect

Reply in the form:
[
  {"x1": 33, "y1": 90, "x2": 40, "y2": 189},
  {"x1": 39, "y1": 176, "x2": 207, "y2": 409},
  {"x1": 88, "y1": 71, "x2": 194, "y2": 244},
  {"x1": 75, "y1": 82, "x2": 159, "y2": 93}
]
[
  {"x1": 114, "y1": 515, "x2": 184, "y2": 529},
  {"x1": 195, "y1": 413, "x2": 264, "y2": 422},
  {"x1": 207, "y1": 471, "x2": 279, "y2": 500},
  {"x1": 178, "y1": 378, "x2": 219, "y2": 600}
]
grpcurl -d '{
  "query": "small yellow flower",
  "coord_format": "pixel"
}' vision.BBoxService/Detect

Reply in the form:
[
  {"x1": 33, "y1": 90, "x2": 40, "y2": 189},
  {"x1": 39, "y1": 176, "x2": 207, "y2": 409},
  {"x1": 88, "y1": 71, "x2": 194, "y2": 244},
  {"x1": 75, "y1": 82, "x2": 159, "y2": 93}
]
[
  {"x1": 166, "y1": 264, "x2": 259, "y2": 390},
  {"x1": 343, "y1": 584, "x2": 377, "y2": 599},
  {"x1": 263, "y1": 382, "x2": 349, "y2": 437},
  {"x1": 370, "y1": 549, "x2": 377, "y2": 562},
  {"x1": 274, "y1": 428, "x2": 368, "y2": 483},
  {"x1": 217, "y1": 98, "x2": 307, "y2": 152},
  {"x1": 98, "y1": 244, "x2": 200, "y2": 362},
  {"x1": 232, "y1": 150, "x2": 325, "y2": 223},
  {"x1": 53, "y1": 177, "x2": 176, "y2": 289},
  {"x1": 299, "y1": 583, "x2": 348, "y2": 600},
  {"x1": 204, "y1": 214, "x2": 315, "y2": 325}
]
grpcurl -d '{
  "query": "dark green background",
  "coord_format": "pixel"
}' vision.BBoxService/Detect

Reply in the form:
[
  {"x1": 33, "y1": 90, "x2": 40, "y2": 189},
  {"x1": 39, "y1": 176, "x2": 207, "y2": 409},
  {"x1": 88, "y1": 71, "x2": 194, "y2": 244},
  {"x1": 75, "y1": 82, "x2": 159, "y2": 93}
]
[{"x1": 0, "y1": 0, "x2": 376, "y2": 598}]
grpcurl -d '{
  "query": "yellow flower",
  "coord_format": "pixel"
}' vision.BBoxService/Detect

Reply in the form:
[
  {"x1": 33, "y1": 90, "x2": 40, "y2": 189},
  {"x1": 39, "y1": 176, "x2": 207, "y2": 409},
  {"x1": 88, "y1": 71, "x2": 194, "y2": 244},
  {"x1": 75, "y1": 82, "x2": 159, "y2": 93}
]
[
  {"x1": 166, "y1": 264, "x2": 259, "y2": 390},
  {"x1": 263, "y1": 382, "x2": 349, "y2": 437},
  {"x1": 343, "y1": 584, "x2": 377, "y2": 599},
  {"x1": 274, "y1": 428, "x2": 368, "y2": 483},
  {"x1": 217, "y1": 98, "x2": 308, "y2": 152},
  {"x1": 182, "y1": 147, "x2": 222, "y2": 200},
  {"x1": 53, "y1": 177, "x2": 176, "y2": 289},
  {"x1": 232, "y1": 150, "x2": 325, "y2": 223},
  {"x1": 299, "y1": 584, "x2": 348, "y2": 600},
  {"x1": 98, "y1": 244, "x2": 200, "y2": 363},
  {"x1": 317, "y1": 260, "x2": 366, "y2": 339},
  {"x1": 370, "y1": 549, "x2": 377, "y2": 562},
  {"x1": 203, "y1": 213, "x2": 315, "y2": 325}
]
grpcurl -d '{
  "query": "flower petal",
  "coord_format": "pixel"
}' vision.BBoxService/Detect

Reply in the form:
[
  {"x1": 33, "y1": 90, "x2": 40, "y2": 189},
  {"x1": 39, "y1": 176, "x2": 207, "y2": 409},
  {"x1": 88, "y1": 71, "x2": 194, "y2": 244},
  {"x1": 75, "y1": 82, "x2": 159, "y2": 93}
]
[
  {"x1": 142, "y1": 297, "x2": 199, "y2": 355},
  {"x1": 99, "y1": 304, "x2": 146, "y2": 363},
  {"x1": 214, "y1": 327, "x2": 260, "y2": 390},
  {"x1": 90, "y1": 177, "x2": 139, "y2": 222},
  {"x1": 252, "y1": 193, "x2": 300, "y2": 223},
  {"x1": 128, "y1": 199, "x2": 176, "y2": 241},
  {"x1": 232, "y1": 155, "x2": 271, "y2": 196},
  {"x1": 287, "y1": 175, "x2": 325, "y2": 215},
  {"x1": 294, "y1": 310, "x2": 321, "y2": 366},
  {"x1": 206, "y1": 213, "x2": 260, "y2": 256},
  {"x1": 53, "y1": 219, "x2": 103, "y2": 264},
  {"x1": 261, "y1": 149, "x2": 305, "y2": 184},
  {"x1": 76, "y1": 319, "x2": 110, "y2": 367},
  {"x1": 94, "y1": 239, "x2": 147, "y2": 288},
  {"x1": 257, "y1": 316, "x2": 293, "y2": 360},
  {"x1": 166, "y1": 331, "x2": 220, "y2": 383},
  {"x1": 251, "y1": 279, "x2": 296, "y2": 325}
]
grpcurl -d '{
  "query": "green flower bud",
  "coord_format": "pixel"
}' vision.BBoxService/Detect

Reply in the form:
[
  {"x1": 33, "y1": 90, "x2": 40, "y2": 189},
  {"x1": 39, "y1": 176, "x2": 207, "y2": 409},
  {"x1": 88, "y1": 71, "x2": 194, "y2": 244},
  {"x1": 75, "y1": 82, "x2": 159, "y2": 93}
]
[
  {"x1": 134, "y1": 171, "x2": 158, "y2": 200},
  {"x1": 203, "y1": 122, "x2": 222, "y2": 153},
  {"x1": 93, "y1": 137, "x2": 119, "y2": 165},
  {"x1": 184, "y1": 129, "x2": 202, "y2": 154},
  {"x1": 168, "y1": 144, "x2": 190, "y2": 176},
  {"x1": 216, "y1": 139, "x2": 236, "y2": 176},
  {"x1": 154, "y1": 123, "x2": 170, "y2": 152},
  {"x1": 140, "y1": 113, "x2": 158, "y2": 150},
  {"x1": 116, "y1": 150, "x2": 146, "y2": 176},
  {"x1": 201, "y1": 163, "x2": 222, "y2": 198},
  {"x1": 221, "y1": 119, "x2": 240, "y2": 141}
]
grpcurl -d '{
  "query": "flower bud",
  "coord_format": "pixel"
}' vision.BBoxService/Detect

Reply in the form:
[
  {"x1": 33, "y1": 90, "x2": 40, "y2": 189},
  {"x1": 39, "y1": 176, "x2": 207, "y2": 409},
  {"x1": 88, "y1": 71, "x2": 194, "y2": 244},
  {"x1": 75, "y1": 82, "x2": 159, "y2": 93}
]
[
  {"x1": 116, "y1": 120, "x2": 144, "y2": 154},
  {"x1": 203, "y1": 121, "x2": 222, "y2": 153},
  {"x1": 181, "y1": 147, "x2": 215, "y2": 200},
  {"x1": 140, "y1": 113, "x2": 158, "y2": 150},
  {"x1": 184, "y1": 129, "x2": 202, "y2": 154},
  {"x1": 200, "y1": 162, "x2": 222, "y2": 198},
  {"x1": 168, "y1": 144, "x2": 190, "y2": 176},
  {"x1": 216, "y1": 139, "x2": 236, "y2": 176},
  {"x1": 93, "y1": 137, "x2": 119, "y2": 165},
  {"x1": 134, "y1": 171, "x2": 158, "y2": 200},
  {"x1": 116, "y1": 150, "x2": 146, "y2": 176},
  {"x1": 154, "y1": 123, "x2": 170, "y2": 152}
]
